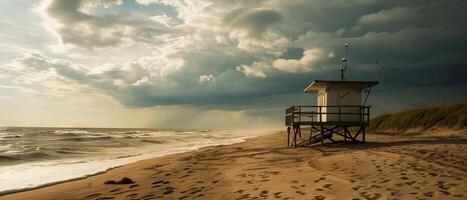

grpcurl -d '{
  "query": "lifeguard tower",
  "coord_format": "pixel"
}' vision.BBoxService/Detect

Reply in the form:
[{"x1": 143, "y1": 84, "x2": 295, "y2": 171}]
[{"x1": 285, "y1": 44, "x2": 378, "y2": 147}]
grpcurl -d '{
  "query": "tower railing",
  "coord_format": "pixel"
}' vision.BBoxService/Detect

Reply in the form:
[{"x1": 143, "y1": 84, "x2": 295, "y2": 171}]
[{"x1": 285, "y1": 105, "x2": 370, "y2": 126}]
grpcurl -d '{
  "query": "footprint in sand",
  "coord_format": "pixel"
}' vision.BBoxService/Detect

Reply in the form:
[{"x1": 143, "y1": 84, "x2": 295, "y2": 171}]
[
  {"x1": 273, "y1": 192, "x2": 282, "y2": 198},
  {"x1": 109, "y1": 188, "x2": 121, "y2": 193},
  {"x1": 436, "y1": 181, "x2": 450, "y2": 190},
  {"x1": 237, "y1": 193, "x2": 250, "y2": 200},
  {"x1": 360, "y1": 192, "x2": 382, "y2": 200},
  {"x1": 127, "y1": 193, "x2": 138, "y2": 198},
  {"x1": 394, "y1": 182, "x2": 405, "y2": 187},
  {"x1": 439, "y1": 190, "x2": 451, "y2": 195},
  {"x1": 260, "y1": 190, "x2": 269, "y2": 198},
  {"x1": 314, "y1": 176, "x2": 326, "y2": 183},
  {"x1": 352, "y1": 185, "x2": 361, "y2": 191},
  {"x1": 163, "y1": 186, "x2": 175, "y2": 195},
  {"x1": 270, "y1": 171, "x2": 280, "y2": 175},
  {"x1": 189, "y1": 188, "x2": 202, "y2": 195},
  {"x1": 296, "y1": 191, "x2": 305, "y2": 195},
  {"x1": 152, "y1": 180, "x2": 164, "y2": 185},
  {"x1": 380, "y1": 179, "x2": 390, "y2": 184},
  {"x1": 94, "y1": 195, "x2": 115, "y2": 200},
  {"x1": 104, "y1": 177, "x2": 135, "y2": 185},
  {"x1": 405, "y1": 180, "x2": 417, "y2": 185},
  {"x1": 86, "y1": 193, "x2": 101, "y2": 198},
  {"x1": 237, "y1": 173, "x2": 247, "y2": 178},
  {"x1": 323, "y1": 183, "x2": 333, "y2": 189},
  {"x1": 140, "y1": 194, "x2": 156, "y2": 199},
  {"x1": 313, "y1": 195, "x2": 326, "y2": 200},
  {"x1": 428, "y1": 172, "x2": 438, "y2": 177}
]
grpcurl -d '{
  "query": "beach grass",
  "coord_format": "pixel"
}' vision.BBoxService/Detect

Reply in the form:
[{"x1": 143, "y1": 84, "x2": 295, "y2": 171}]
[{"x1": 370, "y1": 102, "x2": 467, "y2": 131}]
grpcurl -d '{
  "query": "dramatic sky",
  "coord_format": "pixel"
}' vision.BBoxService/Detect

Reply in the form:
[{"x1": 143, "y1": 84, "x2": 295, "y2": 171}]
[{"x1": 0, "y1": 0, "x2": 466, "y2": 129}]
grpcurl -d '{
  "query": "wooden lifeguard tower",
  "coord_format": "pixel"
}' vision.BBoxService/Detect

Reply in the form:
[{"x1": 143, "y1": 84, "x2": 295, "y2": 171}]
[{"x1": 285, "y1": 44, "x2": 378, "y2": 147}]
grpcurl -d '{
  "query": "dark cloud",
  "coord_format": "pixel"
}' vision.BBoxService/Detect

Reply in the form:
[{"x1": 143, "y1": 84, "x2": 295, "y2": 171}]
[
  {"x1": 226, "y1": 8, "x2": 283, "y2": 38},
  {"x1": 5, "y1": 0, "x2": 466, "y2": 112},
  {"x1": 44, "y1": 0, "x2": 181, "y2": 49},
  {"x1": 280, "y1": 47, "x2": 304, "y2": 60}
]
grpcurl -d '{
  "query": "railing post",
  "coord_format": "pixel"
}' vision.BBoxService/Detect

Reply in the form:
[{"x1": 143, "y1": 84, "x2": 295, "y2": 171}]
[
  {"x1": 359, "y1": 106, "x2": 362, "y2": 123},
  {"x1": 298, "y1": 107, "x2": 302, "y2": 123},
  {"x1": 338, "y1": 106, "x2": 341, "y2": 122},
  {"x1": 367, "y1": 107, "x2": 370, "y2": 124},
  {"x1": 292, "y1": 106, "x2": 295, "y2": 123},
  {"x1": 320, "y1": 125, "x2": 324, "y2": 145},
  {"x1": 319, "y1": 106, "x2": 322, "y2": 122}
]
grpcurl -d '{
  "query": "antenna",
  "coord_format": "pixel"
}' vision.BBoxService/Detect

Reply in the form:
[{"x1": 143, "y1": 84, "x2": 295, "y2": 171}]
[
  {"x1": 340, "y1": 43, "x2": 349, "y2": 81},
  {"x1": 375, "y1": 61, "x2": 386, "y2": 84},
  {"x1": 376, "y1": 61, "x2": 380, "y2": 81},
  {"x1": 381, "y1": 64, "x2": 386, "y2": 84}
]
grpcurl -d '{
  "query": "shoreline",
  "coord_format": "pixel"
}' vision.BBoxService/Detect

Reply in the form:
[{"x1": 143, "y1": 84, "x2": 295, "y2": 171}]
[
  {"x1": 0, "y1": 131, "x2": 273, "y2": 197},
  {"x1": 1, "y1": 131, "x2": 466, "y2": 200}
]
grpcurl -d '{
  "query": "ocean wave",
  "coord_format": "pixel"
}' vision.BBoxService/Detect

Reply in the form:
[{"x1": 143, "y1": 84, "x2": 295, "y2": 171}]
[
  {"x1": 140, "y1": 139, "x2": 165, "y2": 144},
  {"x1": 0, "y1": 135, "x2": 23, "y2": 139},
  {"x1": 0, "y1": 155, "x2": 21, "y2": 162},
  {"x1": 0, "y1": 152, "x2": 55, "y2": 162},
  {"x1": 53, "y1": 130, "x2": 92, "y2": 136},
  {"x1": 54, "y1": 150, "x2": 88, "y2": 155},
  {"x1": 57, "y1": 136, "x2": 113, "y2": 142}
]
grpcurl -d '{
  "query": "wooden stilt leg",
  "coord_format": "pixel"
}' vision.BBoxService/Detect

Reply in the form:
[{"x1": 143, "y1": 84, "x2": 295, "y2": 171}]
[
  {"x1": 344, "y1": 126, "x2": 347, "y2": 142},
  {"x1": 287, "y1": 126, "x2": 291, "y2": 147},
  {"x1": 320, "y1": 125, "x2": 324, "y2": 145},
  {"x1": 309, "y1": 125, "x2": 313, "y2": 142},
  {"x1": 292, "y1": 125, "x2": 297, "y2": 147},
  {"x1": 300, "y1": 125, "x2": 302, "y2": 142},
  {"x1": 362, "y1": 126, "x2": 366, "y2": 143},
  {"x1": 294, "y1": 125, "x2": 298, "y2": 147}
]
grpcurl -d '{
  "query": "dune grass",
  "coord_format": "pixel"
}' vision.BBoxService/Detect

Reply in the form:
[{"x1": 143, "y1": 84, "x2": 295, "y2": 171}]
[{"x1": 370, "y1": 102, "x2": 467, "y2": 131}]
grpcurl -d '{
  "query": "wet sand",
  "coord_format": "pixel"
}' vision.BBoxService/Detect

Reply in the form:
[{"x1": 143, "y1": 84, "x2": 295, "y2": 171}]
[{"x1": 1, "y1": 132, "x2": 466, "y2": 200}]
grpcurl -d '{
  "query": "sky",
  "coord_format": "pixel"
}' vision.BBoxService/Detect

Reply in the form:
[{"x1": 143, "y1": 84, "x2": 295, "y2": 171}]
[{"x1": 0, "y1": 0, "x2": 466, "y2": 129}]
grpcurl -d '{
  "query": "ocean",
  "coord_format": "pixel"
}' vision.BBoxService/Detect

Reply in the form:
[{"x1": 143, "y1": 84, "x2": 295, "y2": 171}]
[{"x1": 0, "y1": 127, "x2": 260, "y2": 195}]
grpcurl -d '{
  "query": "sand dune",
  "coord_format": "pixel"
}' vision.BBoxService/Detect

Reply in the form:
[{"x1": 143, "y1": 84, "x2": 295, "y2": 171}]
[{"x1": 1, "y1": 132, "x2": 466, "y2": 200}]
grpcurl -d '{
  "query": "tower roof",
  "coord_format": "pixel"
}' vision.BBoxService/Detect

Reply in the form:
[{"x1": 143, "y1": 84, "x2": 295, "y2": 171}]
[{"x1": 304, "y1": 80, "x2": 378, "y2": 93}]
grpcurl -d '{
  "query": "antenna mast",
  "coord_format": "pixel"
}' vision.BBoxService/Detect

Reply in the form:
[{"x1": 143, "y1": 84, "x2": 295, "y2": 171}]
[
  {"x1": 377, "y1": 61, "x2": 385, "y2": 84},
  {"x1": 340, "y1": 43, "x2": 349, "y2": 81}
]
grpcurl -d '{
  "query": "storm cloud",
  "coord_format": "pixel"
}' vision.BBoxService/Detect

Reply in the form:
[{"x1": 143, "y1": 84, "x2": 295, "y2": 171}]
[{"x1": 2, "y1": 0, "x2": 467, "y2": 112}]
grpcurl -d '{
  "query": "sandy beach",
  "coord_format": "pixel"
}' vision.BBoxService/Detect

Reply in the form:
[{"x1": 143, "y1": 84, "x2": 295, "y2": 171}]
[{"x1": 1, "y1": 131, "x2": 466, "y2": 200}]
